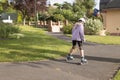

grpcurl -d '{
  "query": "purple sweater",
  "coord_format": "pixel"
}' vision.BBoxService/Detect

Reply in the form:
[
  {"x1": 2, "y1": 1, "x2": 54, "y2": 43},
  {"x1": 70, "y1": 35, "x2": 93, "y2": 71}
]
[{"x1": 72, "y1": 22, "x2": 84, "y2": 41}]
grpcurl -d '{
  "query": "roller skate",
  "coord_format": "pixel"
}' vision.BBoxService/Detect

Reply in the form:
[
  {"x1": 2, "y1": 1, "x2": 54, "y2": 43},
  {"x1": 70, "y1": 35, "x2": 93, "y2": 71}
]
[
  {"x1": 66, "y1": 54, "x2": 74, "y2": 62},
  {"x1": 80, "y1": 57, "x2": 88, "y2": 65}
]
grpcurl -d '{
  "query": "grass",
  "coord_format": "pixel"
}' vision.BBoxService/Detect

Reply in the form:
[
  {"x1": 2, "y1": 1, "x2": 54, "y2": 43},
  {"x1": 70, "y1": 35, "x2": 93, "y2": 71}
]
[
  {"x1": 0, "y1": 25, "x2": 71, "y2": 62},
  {"x1": 66, "y1": 34, "x2": 120, "y2": 45},
  {"x1": 114, "y1": 70, "x2": 120, "y2": 80},
  {"x1": 85, "y1": 35, "x2": 120, "y2": 45}
]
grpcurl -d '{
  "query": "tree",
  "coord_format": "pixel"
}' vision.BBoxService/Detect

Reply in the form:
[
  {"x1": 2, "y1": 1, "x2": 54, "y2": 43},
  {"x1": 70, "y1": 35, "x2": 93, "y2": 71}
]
[
  {"x1": 83, "y1": 0, "x2": 95, "y2": 18},
  {"x1": 13, "y1": 0, "x2": 34, "y2": 25},
  {"x1": 47, "y1": 0, "x2": 95, "y2": 22},
  {"x1": 39, "y1": 12, "x2": 48, "y2": 21},
  {"x1": 73, "y1": 0, "x2": 95, "y2": 18},
  {"x1": 53, "y1": 14, "x2": 65, "y2": 21},
  {"x1": 0, "y1": 2, "x2": 3, "y2": 13},
  {"x1": 54, "y1": 3, "x2": 62, "y2": 9},
  {"x1": 13, "y1": 0, "x2": 46, "y2": 25},
  {"x1": 62, "y1": 9, "x2": 74, "y2": 21},
  {"x1": 47, "y1": 4, "x2": 65, "y2": 22},
  {"x1": 62, "y1": 2, "x2": 72, "y2": 10},
  {"x1": 0, "y1": 0, "x2": 9, "y2": 13}
]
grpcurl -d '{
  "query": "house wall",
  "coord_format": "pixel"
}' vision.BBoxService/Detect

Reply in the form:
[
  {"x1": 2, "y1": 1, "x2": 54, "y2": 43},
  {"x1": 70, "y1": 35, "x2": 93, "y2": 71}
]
[{"x1": 103, "y1": 9, "x2": 120, "y2": 34}]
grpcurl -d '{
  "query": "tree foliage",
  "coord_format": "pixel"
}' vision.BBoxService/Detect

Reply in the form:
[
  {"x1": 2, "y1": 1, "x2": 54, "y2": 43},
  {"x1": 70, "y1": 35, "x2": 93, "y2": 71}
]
[
  {"x1": 39, "y1": 12, "x2": 49, "y2": 21},
  {"x1": 13, "y1": 0, "x2": 46, "y2": 24},
  {"x1": 53, "y1": 14, "x2": 65, "y2": 21},
  {"x1": 62, "y1": 9, "x2": 74, "y2": 21},
  {"x1": 48, "y1": 0, "x2": 95, "y2": 22},
  {"x1": 0, "y1": 0, "x2": 9, "y2": 13},
  {"x1": 62, "y1": 2, "x2": 72, "y2": 10},
  {"x1": 13, "y1": 0, "x2": 35, "y2": 19}
]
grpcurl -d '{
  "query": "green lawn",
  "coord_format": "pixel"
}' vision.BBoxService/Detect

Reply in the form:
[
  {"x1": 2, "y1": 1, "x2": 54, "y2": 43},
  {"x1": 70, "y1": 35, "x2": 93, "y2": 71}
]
[
  {"x1": 0, "y1": 25, "x2": 71, "y2": 62},
  {"x1": 85, "y1": 35, "x2": 120, "y2": 45},
  {"x1": 66, "y1": 34, "x2": 120, "y2": 45},
  {"x1": 114, "y1": 70, "x2": 120, "y2": 80}
]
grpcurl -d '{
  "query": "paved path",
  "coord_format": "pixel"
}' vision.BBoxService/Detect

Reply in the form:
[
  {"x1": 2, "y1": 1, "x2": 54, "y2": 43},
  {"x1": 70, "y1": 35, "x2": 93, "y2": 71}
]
[{"x1": 0, "y1": 32, "x2": 120, "y2": 80}]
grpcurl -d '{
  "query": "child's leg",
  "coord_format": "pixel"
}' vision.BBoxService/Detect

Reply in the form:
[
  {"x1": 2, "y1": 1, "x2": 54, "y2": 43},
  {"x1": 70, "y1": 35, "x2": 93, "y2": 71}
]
[
  {"x1": 77, "y1": 41, "x2": 84, "y2": 57},
  {"x1": 79, "y1": 49, "x2": 84, "y2": 58},
  {"x1": 69, "y1": 40, "x2": 76, "y2": 55},
  {"x1": 66, "y1": 41, "x2": 76, "y2": 60},
  {"x1": 78, "y1": 41, "x2": 87, "y2": 63},
  {"x1": 69, "y1": 46, "x2": 75, "y2": 55}
]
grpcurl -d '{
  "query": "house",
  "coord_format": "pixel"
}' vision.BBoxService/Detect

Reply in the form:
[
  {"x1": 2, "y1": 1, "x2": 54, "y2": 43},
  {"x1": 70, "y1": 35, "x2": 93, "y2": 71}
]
[
  {"x1": 2, "y1": 16, "x2": 13, "y2": 23},
  {"x1": 1, "y1": 13, "x2": 17, "y2": 23},
  {"x1": 100, "y1": 0, "x2": 120, "y2": 35}
]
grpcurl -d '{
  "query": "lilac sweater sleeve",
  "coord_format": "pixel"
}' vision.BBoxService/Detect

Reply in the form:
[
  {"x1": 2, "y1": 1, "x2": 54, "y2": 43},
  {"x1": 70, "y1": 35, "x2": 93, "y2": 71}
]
[{"x1": 79, "y1": 25, "x2": 84, "y2": 41}]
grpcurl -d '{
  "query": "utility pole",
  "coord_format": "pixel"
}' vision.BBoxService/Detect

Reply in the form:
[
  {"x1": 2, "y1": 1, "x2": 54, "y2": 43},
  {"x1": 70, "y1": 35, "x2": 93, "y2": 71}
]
[{"x1": 34, "y1": 0, "x2": 37, "y2": 27}]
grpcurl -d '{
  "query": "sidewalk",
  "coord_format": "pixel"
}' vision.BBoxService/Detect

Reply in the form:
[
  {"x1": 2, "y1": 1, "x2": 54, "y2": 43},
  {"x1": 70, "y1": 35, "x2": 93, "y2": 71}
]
[{"x1": 0, "y1": 32, "x2": 120, "y2": 80}]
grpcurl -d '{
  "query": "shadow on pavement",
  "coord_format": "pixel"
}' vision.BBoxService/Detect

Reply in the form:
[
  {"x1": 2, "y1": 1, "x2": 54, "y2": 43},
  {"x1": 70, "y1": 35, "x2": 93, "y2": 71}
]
[
  {"x1": 53, "y1": 55, "x2": 120, "y2": 64},
  {"x1": 86, "y1": 55, "x2": 120, "y2": 63}
]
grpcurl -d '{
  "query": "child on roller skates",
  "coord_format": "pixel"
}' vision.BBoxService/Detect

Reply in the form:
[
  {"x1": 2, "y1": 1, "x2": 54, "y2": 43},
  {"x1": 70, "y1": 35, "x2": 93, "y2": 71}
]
[{"x1": 66, "y1": 18, "x2": 87, "y2": 64}]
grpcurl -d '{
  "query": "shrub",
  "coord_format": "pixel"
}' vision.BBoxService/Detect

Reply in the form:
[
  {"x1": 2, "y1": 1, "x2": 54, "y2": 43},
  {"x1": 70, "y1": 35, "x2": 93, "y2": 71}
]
[
  {"x1": 63, "y1": 24, "x2": 73, "y2": 34},
  {"x1": 17, "y1": 12, "x2": 23, "y2": 24},
  {"x1": 85, "y1": 18, "x2": 103, "y2": 35},
  {"x1": 0, "y1": 22, "x2": 20, "y2": 39},
  {"x1": 9, "y1": 33, "x2": 24, "y2": 39}
]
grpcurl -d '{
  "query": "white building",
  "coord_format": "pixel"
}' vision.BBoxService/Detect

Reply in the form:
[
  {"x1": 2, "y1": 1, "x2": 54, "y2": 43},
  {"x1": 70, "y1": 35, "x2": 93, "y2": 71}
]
[{"x1": 2, "y1": 16, "x2": 13, "y2": 23}]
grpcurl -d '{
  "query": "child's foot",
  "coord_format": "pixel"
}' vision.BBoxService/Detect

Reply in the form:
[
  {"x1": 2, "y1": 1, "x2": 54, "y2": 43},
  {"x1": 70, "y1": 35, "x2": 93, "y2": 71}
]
[
  {"x1": 66, "y1": 54, "x2": 74, "y2": 61},
  {"x1": 80, "y1": 58, "x2": 87, "y2": 64}
]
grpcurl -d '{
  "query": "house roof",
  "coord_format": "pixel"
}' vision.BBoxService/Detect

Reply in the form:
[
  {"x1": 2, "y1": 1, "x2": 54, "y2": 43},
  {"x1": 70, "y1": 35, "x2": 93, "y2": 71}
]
[
  {"x1": 100, "y1": 0, "x2": 110, "y2": 10},
  {"x1": 1, "y1": 13, "x2": 17, "y2": 20},
  {"x1": 100, "y1": 0, "x2": 110, "y2": 4},
  {"x1": 106, "y1": 0, "x2": 120, "y2": 9},
  {"x1": 100, "y1": 0, "x2": 120, "y2": 10}
]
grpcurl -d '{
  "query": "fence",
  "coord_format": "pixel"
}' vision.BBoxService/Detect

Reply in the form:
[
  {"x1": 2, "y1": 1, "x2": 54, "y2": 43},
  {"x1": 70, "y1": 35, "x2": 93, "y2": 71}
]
[{"x1": 26, "y1": 20, "x2": 68, "y2": 32}]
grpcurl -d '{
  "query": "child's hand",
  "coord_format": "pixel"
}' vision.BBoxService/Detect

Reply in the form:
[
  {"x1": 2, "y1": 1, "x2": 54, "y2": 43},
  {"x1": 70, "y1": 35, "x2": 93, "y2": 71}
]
[{"x1": 84, "y1": 39, "x2": 86, "y2": 42}]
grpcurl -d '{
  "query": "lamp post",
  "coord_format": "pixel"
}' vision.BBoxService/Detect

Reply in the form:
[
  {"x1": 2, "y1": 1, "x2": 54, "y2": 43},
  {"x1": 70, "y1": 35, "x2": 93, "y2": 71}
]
[
  {"x1": 35, "y1": 0, "x2": 41, "y2": 27},
  {"x1": 36, "y1": 1, "x2": 41, "y2": 22},
  {"x1": 34, "y1": 0, "x2": 37, "y2": 27}
]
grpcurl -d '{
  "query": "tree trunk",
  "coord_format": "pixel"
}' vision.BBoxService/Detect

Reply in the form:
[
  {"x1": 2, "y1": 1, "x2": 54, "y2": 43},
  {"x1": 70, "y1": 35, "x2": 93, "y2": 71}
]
[{"x1": 23, "y1": 18, "x2": 26, "y2": 25}]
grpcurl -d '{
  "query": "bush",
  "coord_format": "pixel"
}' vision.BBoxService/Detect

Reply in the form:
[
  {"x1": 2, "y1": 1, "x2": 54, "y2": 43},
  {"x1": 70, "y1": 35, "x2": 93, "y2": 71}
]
[
  {"x1": 63, "y1": 24, "x2": 73, "y2": 34},
  {"x1": 9, "y1": 33, "x2": 24, "y2": 39},
  {"x1": 0, "y1": 22, "x2": 20, "y2": 39},
  {"x1": 17, "y1": 12, "x2": 23, "y2": 24},
  {"x1": 85, "y1": 18, "x2": 103, "y2": 35}
]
